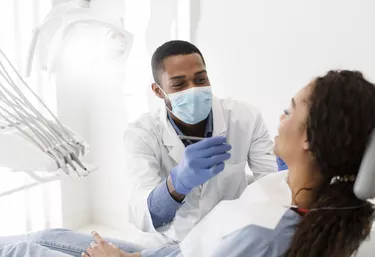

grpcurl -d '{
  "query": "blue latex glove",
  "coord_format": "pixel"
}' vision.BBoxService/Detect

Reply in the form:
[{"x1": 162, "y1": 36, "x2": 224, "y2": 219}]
[
  {"x1": 170, "y1": 136, "x2": 232, "y2": 195},
  {"x1": 277, "y1": 157, "x2": 288, "y2": 171}
]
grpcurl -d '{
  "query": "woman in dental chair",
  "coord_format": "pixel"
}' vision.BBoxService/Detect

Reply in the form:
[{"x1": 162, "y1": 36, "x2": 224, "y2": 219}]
[{"x1": 1, "y1": 69, "x2": 375, "y2": 257}]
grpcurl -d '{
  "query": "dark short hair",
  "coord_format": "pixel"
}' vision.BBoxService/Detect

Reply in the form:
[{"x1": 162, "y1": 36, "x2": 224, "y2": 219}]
[{"x1": 151, "y1": 40, "x2": 206, "y2": 84}]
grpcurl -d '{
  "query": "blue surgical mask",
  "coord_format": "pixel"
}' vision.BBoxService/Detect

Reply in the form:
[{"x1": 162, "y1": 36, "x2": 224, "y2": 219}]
[{"x1": 166, "y1": 86, "x2": 212, "y2": 125}]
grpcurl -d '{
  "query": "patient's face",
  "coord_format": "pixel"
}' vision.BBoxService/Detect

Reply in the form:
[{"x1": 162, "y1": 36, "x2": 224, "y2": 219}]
[{"x1": 274, "y1": 85, "x2": 310, "y2": 164}]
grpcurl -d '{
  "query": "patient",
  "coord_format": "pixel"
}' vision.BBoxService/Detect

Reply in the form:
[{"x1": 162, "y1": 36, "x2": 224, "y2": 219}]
[{"x1": 1, "y1": 70, "x2": 375, "y2": 257}]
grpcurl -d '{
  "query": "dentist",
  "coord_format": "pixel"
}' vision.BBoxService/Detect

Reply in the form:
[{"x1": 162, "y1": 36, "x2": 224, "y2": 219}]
[{"x1": 124, "y1": 40, "x2": 278, "y2": 244}]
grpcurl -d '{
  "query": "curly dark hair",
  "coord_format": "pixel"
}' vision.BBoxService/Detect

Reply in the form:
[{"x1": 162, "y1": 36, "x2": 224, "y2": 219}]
[{"x1": 285, "y1": 70, "x2": 375, "y2": 257}]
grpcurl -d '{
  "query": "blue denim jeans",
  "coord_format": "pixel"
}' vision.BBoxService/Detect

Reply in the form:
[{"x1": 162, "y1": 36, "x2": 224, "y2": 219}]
[
  {"x1": 0, "y1": 229, "x2": 144, "y2": 257},
  {"x1": 0, "y1": 241, "x2": 72, "y2": 257}
]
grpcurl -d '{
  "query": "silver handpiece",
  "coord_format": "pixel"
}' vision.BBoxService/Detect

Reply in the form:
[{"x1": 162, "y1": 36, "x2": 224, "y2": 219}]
[
  {"x1": 354, "y1": 129, "x2": 375, "y2": 200},
  {"x1": 178, "y1": 135, "x2": 206, "y2": 141}
]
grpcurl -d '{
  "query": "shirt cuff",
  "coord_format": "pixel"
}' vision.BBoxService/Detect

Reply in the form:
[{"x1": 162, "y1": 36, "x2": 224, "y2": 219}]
[{"x1": 147, "y1": 179, "x2": 183, "y2": 228}]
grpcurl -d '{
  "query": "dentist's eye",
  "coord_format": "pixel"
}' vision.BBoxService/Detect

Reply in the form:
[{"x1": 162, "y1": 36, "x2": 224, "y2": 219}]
[
  {"x1": 195, "y1": 78, "x2": 207, "y2": 84},
  {"x1": 284, "y1": 109, "x2": 290, "y2": 115},
  {"x1": 173, "y1": 82, "x2": 185, "y2": 88}
]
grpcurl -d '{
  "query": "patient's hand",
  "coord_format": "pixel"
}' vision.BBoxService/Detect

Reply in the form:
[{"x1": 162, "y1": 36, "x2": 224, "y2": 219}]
[{"x1": 82, "y1": 231, "x2": 141, "y2": 257}]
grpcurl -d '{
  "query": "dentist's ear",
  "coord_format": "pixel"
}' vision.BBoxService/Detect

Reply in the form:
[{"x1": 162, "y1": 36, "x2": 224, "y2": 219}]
[
  {"x1": 151, "y1": 83, "x2": 165, "y2": 99},
  {"x1": 152, "y1": 83, "x2": 173, "y2": 111}
]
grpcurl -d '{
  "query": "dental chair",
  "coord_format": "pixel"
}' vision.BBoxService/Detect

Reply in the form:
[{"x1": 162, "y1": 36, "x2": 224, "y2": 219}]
[{"x1": 354, "y1": 130, "x2": 375, "y2": 256}]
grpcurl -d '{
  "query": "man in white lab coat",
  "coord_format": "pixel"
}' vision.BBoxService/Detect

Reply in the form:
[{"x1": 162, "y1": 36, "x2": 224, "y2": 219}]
[{"x1": 124, "y1": 40, "x2": 278, "y2": 244}]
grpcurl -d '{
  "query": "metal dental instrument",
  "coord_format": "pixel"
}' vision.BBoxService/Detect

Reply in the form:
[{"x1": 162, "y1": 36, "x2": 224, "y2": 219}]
[
  {"x1": 0, "y1": 48, "x2": 91, "y2": 180},
  {"x1": 178, "y1": 135, "x2": 206, "y2": 141}
]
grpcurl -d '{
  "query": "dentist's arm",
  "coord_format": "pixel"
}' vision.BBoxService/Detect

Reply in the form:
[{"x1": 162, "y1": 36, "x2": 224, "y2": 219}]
[
  {"x1": 169, "y1": 136, "x2": 232, "y2": 195},
  {"x1": 147, "y1": 178, "x2": 184, "y2": 228},
  {"x1": 148, "y1": 136, "x2": 232, "y2": 228},
  {"x1": 125, "y1": 124, "x2": 231, "y2": 230},
  {"x1": 124, "y1": 125, "x2": 182, "y2": 231}
]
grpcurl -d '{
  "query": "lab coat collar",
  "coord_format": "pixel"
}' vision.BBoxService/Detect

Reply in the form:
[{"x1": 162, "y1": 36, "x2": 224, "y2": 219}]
[
  {"x1": 161, "y1": 106, "x2": 180, "y2": 147},
  {"x1": 160, "y1": 106, "x2": 185, "y2": 163},
  {"x1": 168, "y1": 111, "x2": 214, "y2": 146},
  {"x1": 161, "y1": 96, "x2": 227, "y2": 163}
]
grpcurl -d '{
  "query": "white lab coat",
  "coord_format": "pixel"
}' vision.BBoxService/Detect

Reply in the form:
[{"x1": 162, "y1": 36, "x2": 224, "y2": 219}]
[{"x1": 123, "y1": 96, "x2": 277, "y2": 244}]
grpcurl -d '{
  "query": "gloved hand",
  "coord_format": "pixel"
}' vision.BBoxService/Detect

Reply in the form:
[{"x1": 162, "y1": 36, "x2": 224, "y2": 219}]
[
  {"x1": 277, "y1": 157, "x2": 288, "y2": 171},
  {"x1": 170, "y1": 136, "x2": 232, "y2": 195}
]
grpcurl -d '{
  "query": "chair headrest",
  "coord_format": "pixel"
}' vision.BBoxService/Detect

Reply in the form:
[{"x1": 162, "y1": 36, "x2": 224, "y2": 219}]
[{"x1": 354, "y1": 130, "x2": 375, "y2": 200}]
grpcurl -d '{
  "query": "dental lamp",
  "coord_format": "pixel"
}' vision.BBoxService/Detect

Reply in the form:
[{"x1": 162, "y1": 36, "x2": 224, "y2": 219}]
[
  {"x1": 0, "y1": 0, "x2": 132, "y2": 193},
  {"x1": 26, "y1": 0, "x2": 133, "y2": 76}
]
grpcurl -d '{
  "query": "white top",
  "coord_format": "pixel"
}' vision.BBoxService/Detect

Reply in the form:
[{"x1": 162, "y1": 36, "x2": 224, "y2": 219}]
[{"x1": 179, "y1": 171, "x2": 291, "y2": 257}]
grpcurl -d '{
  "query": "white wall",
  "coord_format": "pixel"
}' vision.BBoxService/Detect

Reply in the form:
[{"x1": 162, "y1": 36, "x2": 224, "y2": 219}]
[
  {"x1": 193, "y1": 0, "x2": 375, "y2": 137},
  {"x1": 53, "y1": 71, "x2": 92, "y2": 229},
  {"x1": 85, "y1": 0, "x2": 193, "y2": 228},
  {"x1": 50, "y1": 0, "x2": 182, "y2": 230},
  {"x1": 49, "y1": 0, "x2": 129, "y2": 230}
]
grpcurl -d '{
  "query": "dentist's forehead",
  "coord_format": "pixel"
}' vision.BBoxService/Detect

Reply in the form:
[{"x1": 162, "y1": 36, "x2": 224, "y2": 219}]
[{"x1": 162, "y1": 53, "x2": 205, "y2": 77}]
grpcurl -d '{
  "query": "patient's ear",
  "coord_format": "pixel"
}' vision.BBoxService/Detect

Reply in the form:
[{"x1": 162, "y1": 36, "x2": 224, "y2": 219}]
[
  {"x1": 302, "y1": 131, "x2": 309, "y2": 150},
  {"x1": 303, "y1": 140, "x2": 309, "y2": 150}
]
